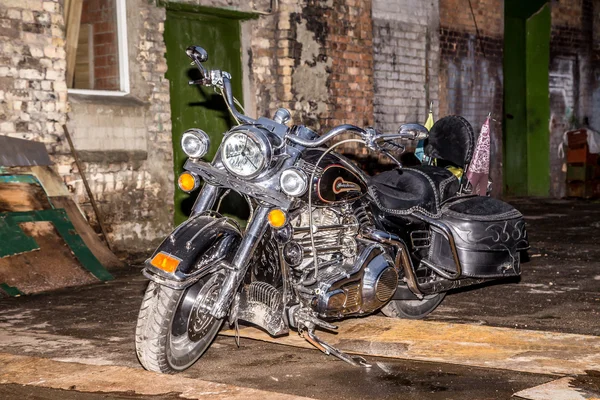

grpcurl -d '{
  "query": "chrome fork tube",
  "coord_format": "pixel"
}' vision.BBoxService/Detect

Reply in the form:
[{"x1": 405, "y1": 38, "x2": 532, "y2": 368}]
[
  {"x1": 190, "y1": 183, "x2": 219, "y2": 217},
  {"x1": 211, "y1": 206, "x2": 271, "y2": 319}
]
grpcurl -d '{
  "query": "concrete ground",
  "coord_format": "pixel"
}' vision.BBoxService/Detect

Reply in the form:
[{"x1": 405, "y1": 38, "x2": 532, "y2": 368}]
[{"x1": 0, "y1": 198, "x2": 598, "y2": 399}]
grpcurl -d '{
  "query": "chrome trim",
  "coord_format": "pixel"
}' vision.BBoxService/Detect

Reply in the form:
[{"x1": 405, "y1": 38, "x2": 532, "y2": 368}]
[
  {"x1": 221, "y1": 128, "x2": 272, "y2": 180},
  {"x1": 190, "y1": 183, "x2": 219, "y2": 217},
  {"x1": 287, "y1": 124, "x2": 367, "y2": 147},
  {"x1": 184, "y1": 159, "x2": 292, "y2": 209},
  {"x1": 211, "y1": 206, "x2": 271, "y2": 319},
  {"x1": 413, "y1": 212, "x2": 463, "y2": 280},
  {"x1": 361, "y1": 227, "x2": 424, "y2": 299},
  {"x1": 181, "y1": 128, "x2": 210, "y2": 158}
]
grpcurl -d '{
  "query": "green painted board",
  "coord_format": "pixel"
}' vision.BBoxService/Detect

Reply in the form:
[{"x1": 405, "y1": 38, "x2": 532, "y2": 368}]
[
  {"x1": 0, "y1": 283, "x2": 23, "y2": 297},
  {"x1": 164, "y1": 8, "x2": 244, "y2": 226},
  {"x1": 0, "y1": 174, "x2": 41, "y2": 184},
  {"x1": 0, "y1": 209, "x2": 113, "y2": 282},
  {"x1": 0, "y1": 214, "x2": 40, "y2": 257}
]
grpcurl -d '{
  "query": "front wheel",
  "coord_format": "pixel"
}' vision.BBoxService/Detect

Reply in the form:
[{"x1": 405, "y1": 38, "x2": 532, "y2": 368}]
[
  {"x1": 135, "y1": 273, "x2": 225, "y2": 373},
  {"x1": 381, "y1": 293, "x2": 446, "y2": 320}
]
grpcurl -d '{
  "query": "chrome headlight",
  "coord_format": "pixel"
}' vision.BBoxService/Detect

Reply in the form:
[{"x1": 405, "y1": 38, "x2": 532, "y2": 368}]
[
  {"x1": 280, "y1": 168, "x2": 308, "y2": 197},
  {"x1": 221, "y1": 129, "x2": 271, "y2": 179},
  {"x1": 181, "y1": 129, "x2": 210, "y2": 158}
]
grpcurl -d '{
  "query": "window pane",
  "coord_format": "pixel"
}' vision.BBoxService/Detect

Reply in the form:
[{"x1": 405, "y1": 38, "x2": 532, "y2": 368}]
[{"x1": 73, "y1": 0, "x2": 120, "y2": 90}]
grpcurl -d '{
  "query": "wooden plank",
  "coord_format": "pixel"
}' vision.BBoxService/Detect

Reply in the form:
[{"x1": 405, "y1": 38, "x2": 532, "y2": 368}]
[
  {"x1": 64, "y1": 0, "x2": 72, "y2": 20},
  {"x1": 0, "y1": 221, "x2": 97, "y2": 295},
  {"x1": 65, "y1": 0, "x2": 83, "y2": 88},
  {"x1": 51, "y1": 196, "x2": 124, "y2": 269},
  {"x1": 0, "y1": 182, "x2": 52, "y2": 212},
  {"x1": 74, "y1": 24, "x2": 92, "y2": 89},
  {"x1": 221, "y1": 315, "x2": 600, "y2": 376}
]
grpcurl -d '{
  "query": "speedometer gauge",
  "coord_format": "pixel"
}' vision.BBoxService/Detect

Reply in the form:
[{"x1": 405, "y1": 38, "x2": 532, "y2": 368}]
[{"x1": 221, "y1": 131, "x2": 269, "y2": 178}]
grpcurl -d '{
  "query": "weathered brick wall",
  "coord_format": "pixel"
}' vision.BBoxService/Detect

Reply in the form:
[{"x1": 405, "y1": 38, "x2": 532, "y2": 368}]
[
  {"x1": 80, "y1": 0, "x2": 120, "y2": 90},
  {"x1": 249, "y1": 0, "x2": 374, "y2": 158},
  {"x1": 438, "y1": 0, "x2": 504, "y2": 194},
  {"x1": 0, "y1": 0, "x2": 68, "y2": 153},
  {"x1": 549, "y1": 0, "x2": 598, "y2": 198},
  {"x1": 372, "y1": 0, "x2": 440, "y2": 143},
  {"x1": 52, "y1": 1, "x2": 173, "y2": 258}
]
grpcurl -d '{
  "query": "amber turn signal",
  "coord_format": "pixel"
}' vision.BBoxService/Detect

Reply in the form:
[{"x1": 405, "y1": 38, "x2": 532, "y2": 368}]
[
  {"x1": 150, "y1": 252, "x2": 181, "y2": 273},
  {"x1": 268, "y1": 209, "x2": 287, "y2": 228},
  {"x1": 178, "y1": 172, "x2": 198, "y2": 192}
]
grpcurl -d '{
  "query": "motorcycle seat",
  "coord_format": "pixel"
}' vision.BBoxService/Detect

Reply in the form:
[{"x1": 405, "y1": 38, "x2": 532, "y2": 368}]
[{"x1": 370, "y1": 166, "x2": 459, "y2": 215}]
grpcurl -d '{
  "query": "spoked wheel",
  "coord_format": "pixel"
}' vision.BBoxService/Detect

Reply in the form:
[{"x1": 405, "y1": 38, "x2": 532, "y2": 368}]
[
  {"x1": 381, "y1": 292, "x2": 446, "y2": 319},
  {"x1": 135, "y1": 272, "x2": 225, "y2": 373}
]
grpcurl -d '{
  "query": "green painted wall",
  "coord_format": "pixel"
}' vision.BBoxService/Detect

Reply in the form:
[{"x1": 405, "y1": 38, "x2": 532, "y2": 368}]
[
  {"x1": 503, "y1": 0, "x2": 551, "y2": 196},
  {"x1": 164, "y1": 8, "x2": 244, "y2": 225}
]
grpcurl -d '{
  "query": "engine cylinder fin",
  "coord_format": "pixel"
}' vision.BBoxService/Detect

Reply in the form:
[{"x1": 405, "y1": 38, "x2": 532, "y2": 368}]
[{"x1": 247, "y1": 281, "x2": 282, "y2": 310}]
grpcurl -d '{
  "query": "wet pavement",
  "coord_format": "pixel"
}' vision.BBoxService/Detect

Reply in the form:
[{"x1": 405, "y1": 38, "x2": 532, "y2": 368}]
[{"x1": 0, "y1": 198, "x2": 598, "y2": 399}]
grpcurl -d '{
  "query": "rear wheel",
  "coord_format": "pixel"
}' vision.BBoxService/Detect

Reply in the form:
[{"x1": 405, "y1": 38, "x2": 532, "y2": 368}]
[
  {"x1": 135, "y1": 273, "x2": 224, "y2": 373},
  {"x1": 381, "y1": 292, "x2": 446, "y2": 319}
]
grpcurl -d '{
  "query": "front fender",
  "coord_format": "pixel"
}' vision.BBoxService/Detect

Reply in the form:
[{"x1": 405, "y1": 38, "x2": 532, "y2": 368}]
[{"x1": 143, "y1": 214, "x2": 242, "y2": 289}]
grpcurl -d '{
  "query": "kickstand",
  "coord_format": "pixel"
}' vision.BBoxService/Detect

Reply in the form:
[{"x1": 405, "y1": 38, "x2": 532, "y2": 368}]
[
  {"x1": 299, "y1": 326, "x2": 371, "y2": 368},
  {"x1": 234, "y1": 319, "x2": 240, "y2": 348}
]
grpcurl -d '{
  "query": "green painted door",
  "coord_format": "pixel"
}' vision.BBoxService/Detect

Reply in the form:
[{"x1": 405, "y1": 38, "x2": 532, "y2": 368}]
[
  {"x1": 164, "y1": 8, "x2": 244, "y2": 225},
  {"x1": 503, "y1": 0, "x2": 551, "y2": 196}
]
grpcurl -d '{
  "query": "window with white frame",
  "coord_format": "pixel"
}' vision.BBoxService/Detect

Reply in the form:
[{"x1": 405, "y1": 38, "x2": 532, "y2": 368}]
[{"x1": 65, "y1": 0, "x2": 129, "y2": 95}]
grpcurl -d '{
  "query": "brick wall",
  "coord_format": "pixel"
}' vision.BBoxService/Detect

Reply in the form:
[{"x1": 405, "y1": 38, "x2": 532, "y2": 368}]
[
  {"x1": 0, "y1": 0, "x2": 68, "y2": 153},
  {"x1": 548, "y1": 0, "x2": 598, "y2": 198},
  {"x1": 438, "y1": 0, "x2": 504, "y2": 194},
  {"x1": 372, "y1": 0, "x2": 440, "y2": 145},
  {"x1": 80, "y1": 0, "x2": 120, "y2": 90}
]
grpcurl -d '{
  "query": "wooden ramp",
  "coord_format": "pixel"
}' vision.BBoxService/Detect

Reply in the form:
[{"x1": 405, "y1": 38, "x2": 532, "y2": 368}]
[
  {"x1": 220, "y1": 316, "x2": 600, "y2": 376},
  {"x1": 0, "y1": 167, "x2": 117, "y2": 296}
]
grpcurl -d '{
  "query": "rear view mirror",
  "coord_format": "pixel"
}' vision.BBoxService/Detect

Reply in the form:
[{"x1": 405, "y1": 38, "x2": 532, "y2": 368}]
[{"x1": 398, "y1": 124, "x2": 429, "y2": 141}]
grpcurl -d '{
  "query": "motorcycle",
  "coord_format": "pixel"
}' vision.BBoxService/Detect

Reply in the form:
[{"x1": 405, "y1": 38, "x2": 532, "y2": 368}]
[{"x1": 135, "y1": 45, "x2": 529, "y2": 373}]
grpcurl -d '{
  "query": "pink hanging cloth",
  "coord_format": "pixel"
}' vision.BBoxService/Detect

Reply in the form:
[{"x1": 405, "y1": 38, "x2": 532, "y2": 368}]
[{"x1": 466, "y1": 115, "x2": 491, "y2": 196}]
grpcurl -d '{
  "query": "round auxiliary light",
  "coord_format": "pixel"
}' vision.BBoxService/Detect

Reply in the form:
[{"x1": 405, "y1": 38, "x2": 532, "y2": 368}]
[
  {"x1": 279, "y1": 168, "x2": 308, "y2": 197},
  {"x1": 181, "y1": 129, "x2": 210, "y2": 158}
]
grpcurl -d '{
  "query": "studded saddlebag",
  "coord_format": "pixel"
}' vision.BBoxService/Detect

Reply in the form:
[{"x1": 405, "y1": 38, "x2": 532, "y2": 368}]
[{"x1": 427, "y1": 196, "x2": 529, "y2": 278}]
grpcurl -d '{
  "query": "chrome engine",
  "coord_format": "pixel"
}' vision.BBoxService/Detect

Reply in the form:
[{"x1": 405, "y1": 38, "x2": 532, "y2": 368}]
[{"x1": 286, "y1": 206, "x2": 399, "y2": 319}]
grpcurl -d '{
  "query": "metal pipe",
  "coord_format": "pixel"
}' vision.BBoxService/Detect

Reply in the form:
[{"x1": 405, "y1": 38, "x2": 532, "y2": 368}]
[
  {"x1": 293, "y1": 223, "x2": 359, "y2": 233},
  {"x1": 413, "y1": 212, "x2": 462, "y2": 280},
  {"x1": 287, "y1": 124, "x2": 367, "y2": 147},
  {"x1": 361, "y1": 227, "x2": 423, "y2": 299},
  {"x1": 191, "y1": 183, "x2": 219, "y2": 217},
  {"x1": 62, "y1": 125, "x2": 112, "y2": 251},
  {"x1": 222, "y1": 76, "x2": 255, "y2": 125}
]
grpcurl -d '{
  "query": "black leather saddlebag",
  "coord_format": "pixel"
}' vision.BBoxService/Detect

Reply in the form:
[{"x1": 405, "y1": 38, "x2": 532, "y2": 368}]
[{"x1": 427, "y1": 196, "x2": 529, "y2": 278}]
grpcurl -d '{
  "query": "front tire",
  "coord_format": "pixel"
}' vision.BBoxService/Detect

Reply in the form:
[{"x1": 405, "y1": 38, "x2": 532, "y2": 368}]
[
  {"x1": 381, "y1": 293, "x2": 446, "y2": 320},
  {"x1": 135, "y1": 274, "x2": 224, "y2": 373}
]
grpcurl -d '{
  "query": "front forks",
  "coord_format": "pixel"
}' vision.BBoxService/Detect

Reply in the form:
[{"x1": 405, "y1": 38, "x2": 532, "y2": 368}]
[{"x1": 210, "y1": 206, "x2": 271, "y2": 319}]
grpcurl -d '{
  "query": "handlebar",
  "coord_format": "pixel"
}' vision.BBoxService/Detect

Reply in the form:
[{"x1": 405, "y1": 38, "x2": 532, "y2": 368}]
[
  {"x1": 185, "y1": 45, "x2": 429, "y2": 150},
  {"x1": 186, "y1": 46, "x2": 256, "y2": 125},
  {"x1": 286, "y1": 123, "x2": 429, "y2": 148}
]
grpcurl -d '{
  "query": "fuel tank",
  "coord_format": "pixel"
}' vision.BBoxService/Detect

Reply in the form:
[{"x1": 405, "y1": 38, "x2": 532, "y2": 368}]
[{"x1": 300, "y1": 149, "x2": 369, "y2": 207}]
